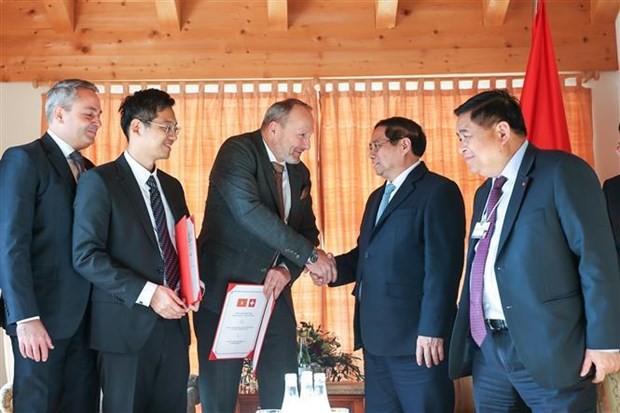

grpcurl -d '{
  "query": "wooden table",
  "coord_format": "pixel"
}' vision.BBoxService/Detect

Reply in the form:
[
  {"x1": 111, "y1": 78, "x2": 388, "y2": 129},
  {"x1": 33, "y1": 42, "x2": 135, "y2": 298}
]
[{"x1": 235, "y1": 382, "x2": 365, "y2": 413}]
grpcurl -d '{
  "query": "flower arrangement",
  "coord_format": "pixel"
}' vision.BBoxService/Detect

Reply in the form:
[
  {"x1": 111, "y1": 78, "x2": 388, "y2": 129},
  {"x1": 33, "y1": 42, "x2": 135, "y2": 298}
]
[
  {"x1": 297, "y1": 321, "x2": 364, "y2": 382},
  {"x1": 239, "y1": 321, "x2": 363, "y2": 393}
]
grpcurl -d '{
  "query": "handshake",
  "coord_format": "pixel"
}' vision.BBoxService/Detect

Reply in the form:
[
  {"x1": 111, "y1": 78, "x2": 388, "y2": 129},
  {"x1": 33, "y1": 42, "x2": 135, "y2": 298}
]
[{"x1": 305, "y1": 248, "x2": 338, "y2": 286}]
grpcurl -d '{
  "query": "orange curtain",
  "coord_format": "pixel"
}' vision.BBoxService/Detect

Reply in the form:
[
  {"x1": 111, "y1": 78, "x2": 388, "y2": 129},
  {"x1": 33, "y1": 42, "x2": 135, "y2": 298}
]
[{"x1": 44, "y1": 76, "x2": 592, "y2": 375}]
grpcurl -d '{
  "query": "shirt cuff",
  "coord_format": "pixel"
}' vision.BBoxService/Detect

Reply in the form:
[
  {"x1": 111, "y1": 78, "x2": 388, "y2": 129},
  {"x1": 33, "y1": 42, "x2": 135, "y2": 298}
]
[
  {"x1": 136, "y1": 281, "x2": 158, "y2": 306},
  {"x1": 16, "y1": 316, "x2": 40, "y2": 324}
]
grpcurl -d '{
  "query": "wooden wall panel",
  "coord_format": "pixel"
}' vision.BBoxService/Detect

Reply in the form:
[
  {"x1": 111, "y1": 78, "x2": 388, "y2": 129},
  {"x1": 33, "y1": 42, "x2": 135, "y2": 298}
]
[{"x1": 1, "y1": 0, "x2": 618, "y2": 82}]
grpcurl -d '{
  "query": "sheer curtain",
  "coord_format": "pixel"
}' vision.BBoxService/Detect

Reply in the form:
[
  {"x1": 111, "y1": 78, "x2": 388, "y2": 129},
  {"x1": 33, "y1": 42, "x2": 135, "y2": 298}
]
[{"x1": 32, "y1": 76, "x2": 593, "y2": 380}]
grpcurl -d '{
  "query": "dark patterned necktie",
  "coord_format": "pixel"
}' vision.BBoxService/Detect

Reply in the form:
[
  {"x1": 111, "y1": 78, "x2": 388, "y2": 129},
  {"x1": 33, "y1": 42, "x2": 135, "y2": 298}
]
[
  {"x1": 69, "y1": 151, "x2": 86, "y2": 181},
  {"x1": 469, "y1": 176, "x2": 507, "y2": 346},
  {"x1": 272, "y1": 162, "x2": 285, "y2": 221},
  {"x1": 146, "y1": 176, "x2": 180, "y2": 291}
]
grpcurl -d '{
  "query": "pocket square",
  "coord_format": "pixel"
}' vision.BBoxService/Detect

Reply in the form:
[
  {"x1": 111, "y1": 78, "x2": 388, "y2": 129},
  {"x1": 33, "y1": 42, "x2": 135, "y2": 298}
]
[{"x1": 300, "y1": 186, "x2": 310, "y2": 200}]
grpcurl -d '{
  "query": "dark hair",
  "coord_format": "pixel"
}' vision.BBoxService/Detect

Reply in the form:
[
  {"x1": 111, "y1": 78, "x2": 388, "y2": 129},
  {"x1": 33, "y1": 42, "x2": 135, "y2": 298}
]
[
  {"x1": 374, "y1": 116, "x2": 427, "y2": 157},
  {"x1": 261, "y1": 98, "x2": 312, "y2": 128},
  {"x1": 45, "y1": 79, "x2": 99, "y2": 122},
  {"x1": 118, "y1": 89, "x2": 175, "y2": 139},
  {"x1": 454, "y1": 89, "x2": 527, "y2": 137}
]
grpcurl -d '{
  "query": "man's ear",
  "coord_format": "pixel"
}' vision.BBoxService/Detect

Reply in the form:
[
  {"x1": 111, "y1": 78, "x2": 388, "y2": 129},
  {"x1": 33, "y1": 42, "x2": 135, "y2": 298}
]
[
  {"x1": 131, "y1": 118, "x2": 142, "y2": 136},
  {"x1": 401, "y1": 137, "x2": 412, "y2": 152},
  {"x1": 496, "y1": 121, "x2": 511, "y2": 143}
]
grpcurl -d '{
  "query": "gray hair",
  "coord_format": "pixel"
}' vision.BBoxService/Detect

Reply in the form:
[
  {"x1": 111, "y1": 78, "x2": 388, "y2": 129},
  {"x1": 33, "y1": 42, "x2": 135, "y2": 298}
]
[
  {"x1": 45, "y1": 79, "x2": 99, "y2": 122},
  {"x1": 261, "y1": 98, "x2": 312, "y2": 128}
]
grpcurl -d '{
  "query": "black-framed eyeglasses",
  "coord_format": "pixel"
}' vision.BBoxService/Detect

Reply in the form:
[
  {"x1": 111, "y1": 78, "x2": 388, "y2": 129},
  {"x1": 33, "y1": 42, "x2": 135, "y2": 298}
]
[{"x1": 141, "y1": 119, "x2": 181, "y2": 136}]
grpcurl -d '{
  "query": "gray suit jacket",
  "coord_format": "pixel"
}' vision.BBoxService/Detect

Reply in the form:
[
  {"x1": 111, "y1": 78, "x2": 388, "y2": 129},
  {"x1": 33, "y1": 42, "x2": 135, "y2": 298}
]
[
  {"x1": 72, "y1": 155, "x2": 190, "y2": 353},
  {"x1": 196, "y1": 130, "x2": 320, "y2": 315},
  {"x1": 449, "y1": 144, "x2": 620, "y2": 390},
  {"x1": 0, "y1": 134, "x2": 93, "y2": 338}
]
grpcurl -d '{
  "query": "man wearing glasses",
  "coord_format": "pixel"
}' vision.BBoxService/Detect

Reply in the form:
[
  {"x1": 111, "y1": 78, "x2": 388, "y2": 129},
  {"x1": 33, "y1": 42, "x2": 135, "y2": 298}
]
[
  {"x1": 72, "y1": 88, "x2": 198, "y2": 413},
  {"x1": 322, "y1": 117, "x2": 466, "y2": 412}
]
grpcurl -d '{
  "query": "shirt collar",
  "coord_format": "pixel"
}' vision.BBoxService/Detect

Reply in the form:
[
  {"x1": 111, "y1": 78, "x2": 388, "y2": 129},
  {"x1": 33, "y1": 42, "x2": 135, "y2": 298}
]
[
  {"x1": 47, "y1": 129, "x2": 76, "y2": 158},
  {"x1": 499, "y1": 140, "x2": 528, "y2": 183},
  {"x1": 263, "y1": 139, "x2": 285, "y2": 169},
  {"x1": 389, "y1": 159, "x2": 422, "y2": 191},
  {"x1": 123, "y1": 151, "x2": 158, "y2": 185}
]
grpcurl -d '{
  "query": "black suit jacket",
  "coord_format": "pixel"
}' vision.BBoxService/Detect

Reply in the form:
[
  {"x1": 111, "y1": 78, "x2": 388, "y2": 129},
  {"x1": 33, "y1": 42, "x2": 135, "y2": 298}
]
[
  {"x1": 449, "y1": 144, "x2": 620, "y2": 390},
  {"x1": 72, "y1": 155, "x2": 190, "y2": 353},
  {"x1": 603, "y1": 174, "x2": 620, "y2": 265},
  {"x1": 333, "y1": 162, "x2": 465, "y2": 355},
  {"x1": 0, "y1": 134, "x2": 93, "y2": 338},
  {"x1": 196, "y1": 130, "x2": 320, "y2": 315}
]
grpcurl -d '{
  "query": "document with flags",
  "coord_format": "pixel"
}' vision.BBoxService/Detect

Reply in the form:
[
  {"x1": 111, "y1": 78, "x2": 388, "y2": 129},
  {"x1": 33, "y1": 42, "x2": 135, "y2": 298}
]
[
  {"x1": 209, "y1": 283, "x2": 275, "y2": 371},
  {"x1": 175, "y1": 215, "x2": 203, "y2": 305}
]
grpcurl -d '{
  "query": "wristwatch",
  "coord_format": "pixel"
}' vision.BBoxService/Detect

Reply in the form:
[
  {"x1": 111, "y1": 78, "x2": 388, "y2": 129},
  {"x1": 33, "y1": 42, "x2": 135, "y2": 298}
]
[{"x1": 306, "y1": 248, "x2": 318, "y2": 264}]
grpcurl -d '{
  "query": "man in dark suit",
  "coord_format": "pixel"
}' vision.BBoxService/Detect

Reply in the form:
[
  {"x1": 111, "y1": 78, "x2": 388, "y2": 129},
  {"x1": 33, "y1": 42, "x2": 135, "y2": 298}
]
[
  {"x1": 194, "y1": 98, "x2": 336, "y2": 412},
  {"x1": 602, "y1": 122, "x2": 620, "y2": 263},
  {"x1": 73, "y1": 89, "x2": 197, "y2": 413},
  {"x1": 449, "y1": 90, "x2": 620, "y2": 411},
  {"x1": 0, "y1": 79, "x2": 101, "y2": 413},
  {"x1": 323, "y1": 117, "x2": 465, "y2": 413}
]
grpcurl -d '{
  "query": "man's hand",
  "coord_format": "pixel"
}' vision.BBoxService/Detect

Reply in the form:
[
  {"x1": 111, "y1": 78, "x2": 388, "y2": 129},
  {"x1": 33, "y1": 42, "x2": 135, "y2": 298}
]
[
  {"x1": 16, "y1": 319, "x2": 54, "y2": 362},
  {"x1": 150, "y1": 286, "x2": 188, "y2": 319},
  {"x1": 416, "y1": 335, "x2": 444, "y2": 368},
  {"x1": 263, "y1": 267, "x2": 291, "y2": 300},
  {"x1": 306, "y1": 250, "x2": 337, "y2": 285},
  {"x1": 580, "y1": 349, "x2": 620, "y2": 383}
]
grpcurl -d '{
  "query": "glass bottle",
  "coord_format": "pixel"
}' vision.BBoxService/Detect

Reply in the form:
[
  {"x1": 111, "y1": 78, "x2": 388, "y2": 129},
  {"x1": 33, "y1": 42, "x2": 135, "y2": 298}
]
[
  {"x1": 298, "y1": 370, "x2": 316, "y2": 413},
  {"x1": 281, "y1": 373, "x2": 300, "y2": 413},
  {"x1": 313, "y1": 372, "x2": 331, "y2": 413}
]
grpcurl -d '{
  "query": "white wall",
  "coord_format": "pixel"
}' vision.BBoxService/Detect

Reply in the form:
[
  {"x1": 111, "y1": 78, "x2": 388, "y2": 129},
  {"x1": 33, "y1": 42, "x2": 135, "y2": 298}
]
[{"x1": 0, "y1": 82, "x2": 47, "y2": 153}]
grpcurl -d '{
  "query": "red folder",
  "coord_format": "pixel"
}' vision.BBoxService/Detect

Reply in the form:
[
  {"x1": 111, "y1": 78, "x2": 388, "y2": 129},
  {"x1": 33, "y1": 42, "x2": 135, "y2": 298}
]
[{"x1": 175, "y1": 215, "x2": 203, "y2": 305}]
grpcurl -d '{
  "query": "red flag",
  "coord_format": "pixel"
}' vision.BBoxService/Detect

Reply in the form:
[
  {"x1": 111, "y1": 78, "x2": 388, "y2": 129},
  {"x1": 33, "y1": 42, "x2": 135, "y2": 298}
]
[{"x1": 520, "y1": 0, "x2": 571, "y2": 152}]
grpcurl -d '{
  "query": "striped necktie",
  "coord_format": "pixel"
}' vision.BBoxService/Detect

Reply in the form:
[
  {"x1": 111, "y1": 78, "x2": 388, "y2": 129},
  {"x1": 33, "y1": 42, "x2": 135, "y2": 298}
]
[{"x1": 146, "y1": 176, "x2": 180, "y2": 291}]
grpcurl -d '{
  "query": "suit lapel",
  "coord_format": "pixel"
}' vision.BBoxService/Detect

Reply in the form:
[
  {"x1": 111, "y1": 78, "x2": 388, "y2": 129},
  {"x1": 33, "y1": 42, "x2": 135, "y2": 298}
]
[
  {"x1": 115, "y1": 156, "x2": 159, "y2": 250},
  {"x1": 251, "y1": 132, "x2": 281, "y2": 214},
  {"x1": 41, "y1": 133, "x2": 77, "y2": 194},
  {"x1": 496, "y1": 145, "x2": 535, "y2": 255},
  {"x1": 372, "y1": 162, "x2": 428, "y2": 234}
]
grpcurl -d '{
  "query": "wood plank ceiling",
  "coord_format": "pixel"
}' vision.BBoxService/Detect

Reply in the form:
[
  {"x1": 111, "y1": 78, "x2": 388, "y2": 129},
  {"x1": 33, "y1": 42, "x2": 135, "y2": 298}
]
[{"x1": 0, "y1": 0, "x2": 618, "y2": 82}]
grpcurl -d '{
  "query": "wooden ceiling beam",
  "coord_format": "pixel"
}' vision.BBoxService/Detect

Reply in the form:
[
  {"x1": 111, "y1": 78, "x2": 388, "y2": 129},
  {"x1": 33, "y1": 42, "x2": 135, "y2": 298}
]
[
  {"x1": 155, "y1": 0, "x2": 182, "y2": 33},
  {"x1": 590, "y1": 0, "x2": 620, "y2": 23},
  {"x1": 482, "y1": 0, "x2": 511, "y2": 26},
  {"x1": 42, "y1": 0, "x2": 75, "y2": 33},
  {"x1": 376, "y1": 0, "x2": 398, "y2": 29},
  {"x1": 267, "y1": 0, "x2": 288, "y2": 31}
]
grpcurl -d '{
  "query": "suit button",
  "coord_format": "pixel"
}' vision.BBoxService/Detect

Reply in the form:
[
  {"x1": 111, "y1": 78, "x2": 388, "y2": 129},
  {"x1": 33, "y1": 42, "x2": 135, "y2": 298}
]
[
  {"x1": 157, "y1": 267, "x2": 164, "y2": 274},
  {"x1": 364, "y1": 252, "x2": 370, "y2": 258},
  {"x1": 260, "y1": 268, "x2": 267, "y2": 273},
  {"x1": 496, "y1": 266, "x2": 501, "y2": 271}
]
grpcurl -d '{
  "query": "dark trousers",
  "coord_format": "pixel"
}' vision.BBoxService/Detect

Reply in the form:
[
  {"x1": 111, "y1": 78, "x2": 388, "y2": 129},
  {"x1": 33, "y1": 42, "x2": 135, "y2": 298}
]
[
  {"x1": 98, "y1": 318, "x2": 189, "y2": 413},
  {"x1": 196, "y1": 290, "x2": 297, "y2": 412},
  {"x1": 363, "y1": 349, "x2": 454, "y2": 413},
  {"x1": 473, "y1": 327, "x2": 596, "y2": 412},
  {"x1": 11, "y1": 318, "x2": 99, "y2": 413}
]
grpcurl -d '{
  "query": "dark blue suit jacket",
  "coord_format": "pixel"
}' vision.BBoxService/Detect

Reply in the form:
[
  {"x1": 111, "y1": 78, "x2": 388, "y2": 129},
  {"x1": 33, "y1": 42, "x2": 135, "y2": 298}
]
[
  {"x1": 0, "y1": 134, "x2": 93, "y2": 338},
  {"x1": 450, "y1": 144, "x2": 620, "y2": 390},
  {"x1": 334, "y1": 162, "x2": 466, "y2": 356},
  {"x1": 603, "y1": 174, "x2": 620, "y2": 265},
  {"x1": 72, "y1": 155, "x2": 190, "y2": 353}
]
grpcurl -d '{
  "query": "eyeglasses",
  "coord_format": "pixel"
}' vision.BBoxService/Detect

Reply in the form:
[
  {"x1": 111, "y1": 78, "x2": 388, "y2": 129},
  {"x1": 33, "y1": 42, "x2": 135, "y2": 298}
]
[
  {"x1": 141, "y1": 119, "x2": 181, "y2": 136},
  {"x1": 368, "y1": 138, "x2": 391, "y2": 152}
]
